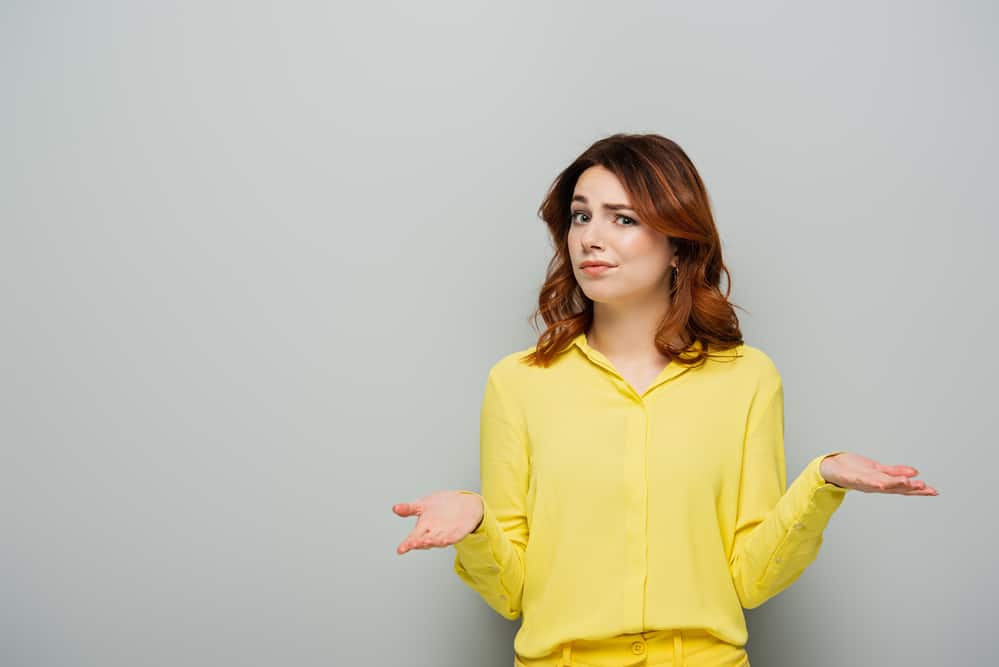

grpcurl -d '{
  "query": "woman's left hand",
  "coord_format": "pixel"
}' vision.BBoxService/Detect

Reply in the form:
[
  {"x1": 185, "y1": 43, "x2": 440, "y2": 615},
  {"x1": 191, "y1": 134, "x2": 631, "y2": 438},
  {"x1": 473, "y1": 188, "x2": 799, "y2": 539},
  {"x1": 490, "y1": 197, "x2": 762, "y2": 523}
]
[{"x1": 820, "y1": 452, "x2": 939, "y2": 495}]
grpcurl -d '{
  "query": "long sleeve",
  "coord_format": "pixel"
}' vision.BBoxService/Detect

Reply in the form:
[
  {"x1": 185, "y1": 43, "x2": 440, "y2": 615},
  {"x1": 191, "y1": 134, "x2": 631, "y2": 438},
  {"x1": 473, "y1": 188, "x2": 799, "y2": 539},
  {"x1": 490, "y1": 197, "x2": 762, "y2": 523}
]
[
  {"x1": 452, "y1": 367, "x2": 530, "y2": 620},
  {"x1": 728, "y1": 368, "x2": 849, "y2": 609}
]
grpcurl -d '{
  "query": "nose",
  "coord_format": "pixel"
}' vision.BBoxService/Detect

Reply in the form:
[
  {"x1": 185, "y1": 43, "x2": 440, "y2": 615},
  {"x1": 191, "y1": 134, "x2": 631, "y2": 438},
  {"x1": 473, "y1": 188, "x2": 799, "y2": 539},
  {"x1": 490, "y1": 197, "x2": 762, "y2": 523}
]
[{"x1": 580, "y1": 223, "x2": 604, "y2": 249}]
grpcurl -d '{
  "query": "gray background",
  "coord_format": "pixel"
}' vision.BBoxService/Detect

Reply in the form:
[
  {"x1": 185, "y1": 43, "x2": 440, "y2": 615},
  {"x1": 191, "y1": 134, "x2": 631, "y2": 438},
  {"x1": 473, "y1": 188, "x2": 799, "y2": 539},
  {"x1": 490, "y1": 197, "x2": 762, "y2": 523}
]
[{"x1": 2, "y1": 1, "x2": 996, "y2": 665}]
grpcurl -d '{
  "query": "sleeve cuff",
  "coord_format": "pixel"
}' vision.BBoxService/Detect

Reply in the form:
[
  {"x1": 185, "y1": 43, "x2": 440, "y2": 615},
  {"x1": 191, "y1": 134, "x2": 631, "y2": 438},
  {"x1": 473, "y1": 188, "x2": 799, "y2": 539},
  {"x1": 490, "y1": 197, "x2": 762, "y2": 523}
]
[
  {"x1": 457, "y1": 489, "x2": 486, "y2": 534},
  {"x1": 770, "y1": 453, "x2": 849, "y2": 541},
  {"x1": 790, "y1": 453, "x2": 849, "y2": 531},
  {"x1": 809, "y1": 451, "x2": 851, "y2": 492},
  {"x1": 453, "y1": 490, "x2": 504, "y2": 573}
]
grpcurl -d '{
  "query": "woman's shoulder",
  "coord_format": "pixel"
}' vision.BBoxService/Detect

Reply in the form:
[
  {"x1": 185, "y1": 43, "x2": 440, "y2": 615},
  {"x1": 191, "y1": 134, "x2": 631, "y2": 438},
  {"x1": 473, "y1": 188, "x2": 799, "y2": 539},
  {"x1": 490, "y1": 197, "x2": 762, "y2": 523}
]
[
  {"x1": 723, "y1": 341, "x2": 783, "y2": 386},
  {"x1": 729, "y1": 341, "x2": 777, "y2": 368},
  {"x1": 487, "y1": 343, "x2": 538, "y2": 378},
  {"x1": 703, "y1": 340, "x2": 781, "y2": 383}
]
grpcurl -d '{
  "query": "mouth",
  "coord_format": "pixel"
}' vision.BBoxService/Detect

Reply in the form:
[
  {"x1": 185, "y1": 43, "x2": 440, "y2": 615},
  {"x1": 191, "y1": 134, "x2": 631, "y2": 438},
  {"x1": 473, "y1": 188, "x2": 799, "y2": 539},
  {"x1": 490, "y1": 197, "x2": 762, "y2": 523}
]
[{"x1": 581, "y1": 264, "x2": 617, "y2": 275}]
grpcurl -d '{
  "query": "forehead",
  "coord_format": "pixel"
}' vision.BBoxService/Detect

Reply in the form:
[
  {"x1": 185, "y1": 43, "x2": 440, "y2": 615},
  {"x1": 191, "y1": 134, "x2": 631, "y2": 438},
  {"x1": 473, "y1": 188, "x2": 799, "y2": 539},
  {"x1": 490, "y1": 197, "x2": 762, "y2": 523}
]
[{"x1": 572, "y1": 165, "x2": 630, "y2": 202}]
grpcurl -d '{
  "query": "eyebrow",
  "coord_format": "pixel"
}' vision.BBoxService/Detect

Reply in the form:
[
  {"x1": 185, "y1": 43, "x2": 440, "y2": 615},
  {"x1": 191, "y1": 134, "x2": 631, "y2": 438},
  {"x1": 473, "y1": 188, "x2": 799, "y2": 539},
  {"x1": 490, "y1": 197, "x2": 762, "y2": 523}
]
[{"x1": 571, "y1": 194, "x2": 635, "y2": 211}]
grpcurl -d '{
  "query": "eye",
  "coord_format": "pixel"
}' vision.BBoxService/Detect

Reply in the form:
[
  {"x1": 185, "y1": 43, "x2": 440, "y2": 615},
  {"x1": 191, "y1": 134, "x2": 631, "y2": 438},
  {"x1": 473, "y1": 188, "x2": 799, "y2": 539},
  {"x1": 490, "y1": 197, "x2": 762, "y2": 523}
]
[{"x1": 569, "y1": 211, "x2": 639, "y2": 226}]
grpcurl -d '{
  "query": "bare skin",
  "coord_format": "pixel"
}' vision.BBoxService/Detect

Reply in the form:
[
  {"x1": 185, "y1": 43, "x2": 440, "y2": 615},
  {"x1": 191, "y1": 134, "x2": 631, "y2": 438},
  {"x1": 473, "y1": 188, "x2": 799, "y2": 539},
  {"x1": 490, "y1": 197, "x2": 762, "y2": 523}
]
[
  {"x1": 820, "y1": 452, "x2": 938, "y2": 495},
  {"x1": 567, "y1": 165, "x2": 682, "y2": 383},
  {"x1": 393, "y1": 491, "x2": 483, "y2": 555},
  {"x1": 395, "y1": 165, "x2": 938, "y2": 555}
]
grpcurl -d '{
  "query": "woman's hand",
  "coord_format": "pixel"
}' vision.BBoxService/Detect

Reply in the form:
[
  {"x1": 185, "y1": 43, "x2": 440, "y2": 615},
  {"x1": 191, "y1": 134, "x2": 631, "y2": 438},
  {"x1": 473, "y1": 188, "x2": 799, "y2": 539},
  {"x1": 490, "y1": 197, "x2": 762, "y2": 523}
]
[
  {"x1": 393, "y1": 490, "x2": 484, "y2": 555},
  {"x1": 820, "y1": 452, "x2": 939, "y2": 495}
]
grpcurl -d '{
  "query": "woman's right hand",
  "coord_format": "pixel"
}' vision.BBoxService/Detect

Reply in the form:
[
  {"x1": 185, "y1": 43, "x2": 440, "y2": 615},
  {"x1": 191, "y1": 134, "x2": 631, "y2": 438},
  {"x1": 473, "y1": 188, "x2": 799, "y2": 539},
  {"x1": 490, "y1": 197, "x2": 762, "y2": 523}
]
[{"x1": 393, "y1": 490, "x2": 484, "y2": 555}]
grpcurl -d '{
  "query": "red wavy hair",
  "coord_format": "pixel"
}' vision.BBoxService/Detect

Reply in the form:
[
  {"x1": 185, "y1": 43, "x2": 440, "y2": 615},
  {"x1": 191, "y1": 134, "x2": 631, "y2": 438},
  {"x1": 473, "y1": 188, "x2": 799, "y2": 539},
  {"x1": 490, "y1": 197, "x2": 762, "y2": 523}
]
[{"x1": 521, "y1": 133, "x2": 745, "y2": 369}]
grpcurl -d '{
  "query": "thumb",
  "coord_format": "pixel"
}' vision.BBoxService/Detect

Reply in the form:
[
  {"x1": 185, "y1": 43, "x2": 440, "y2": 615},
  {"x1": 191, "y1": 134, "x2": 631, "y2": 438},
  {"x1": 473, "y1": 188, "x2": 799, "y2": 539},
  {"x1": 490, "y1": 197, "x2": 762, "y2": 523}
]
[
  {"x1": 392, "y1": 502, "x2": 421, "y2": 517},
  {"x1": 876, "y1": 463, "x2": 918, "y2": 476}
]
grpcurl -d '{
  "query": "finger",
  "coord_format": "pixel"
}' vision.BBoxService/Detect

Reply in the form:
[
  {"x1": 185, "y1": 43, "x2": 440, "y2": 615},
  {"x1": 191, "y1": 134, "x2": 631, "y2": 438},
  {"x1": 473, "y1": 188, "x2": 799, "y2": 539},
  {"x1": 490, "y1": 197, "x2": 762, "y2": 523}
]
[
  {"x1": 883, "y1": 475, "x2": 917, "y2": 493},
  {"x1": 861, "y1": 473, "x2": 911, "y2": 493},
  {"x1": 398, "y1": 533, "x2": 421, "y2": 553},
  {"x1": 904, "y1": 487, "x2": 939, "y2": 496},
  {"x1": 406, "y1": 526, "x2": 433, "y2": 548},
  {"x1": 414, "y1": 528, "x2": 454, "y2": 549},
  {"x1": 393, "y1": 502, "x2": 422, "y2": 516},
  {"x1": 897, "y1": 486, "x2": 937, "y2": 496},
  {"x1": 875, "y1": 462, "x2": 918, "y2": 477},
  {"x1": 854, "y1": 474, "x2": 938, "y2": 495},
  {"x1": 397, "y1": 524, "x2": 432, "y2": 554},
  {"x1": 416, "y1": 530, "x2": 441, "y2": 548},
  {"x1": 901, "y1": 481, "x2": 939, "y2": 496},
  {"x1": 883, "y1": 475, "x2": 938, "y2": 494},
  {"x1": 399, "y1": 536, "x2": 431, "y2": 553}
]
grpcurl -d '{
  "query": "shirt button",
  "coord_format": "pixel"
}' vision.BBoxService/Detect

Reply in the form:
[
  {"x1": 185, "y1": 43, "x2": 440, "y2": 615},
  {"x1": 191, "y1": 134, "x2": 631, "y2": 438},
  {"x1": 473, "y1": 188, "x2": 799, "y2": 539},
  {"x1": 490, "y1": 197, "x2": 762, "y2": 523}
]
[
  {"x1": 775, "y1": 557, "x2": 783, "y2": 564},
  {"x1": 794, "y1": 523, "x2": 805, "y2": 530},
  {"x1": 631, "y1": 641, "x2": 645, "y2": 655}
]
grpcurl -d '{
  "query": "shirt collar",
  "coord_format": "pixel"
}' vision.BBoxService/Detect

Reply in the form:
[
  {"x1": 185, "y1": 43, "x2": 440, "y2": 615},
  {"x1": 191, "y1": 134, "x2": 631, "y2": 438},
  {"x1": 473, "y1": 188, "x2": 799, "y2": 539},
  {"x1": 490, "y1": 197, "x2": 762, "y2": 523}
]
[{"x1": 569, "y1": 331, "x2": 710, "y2": 395}]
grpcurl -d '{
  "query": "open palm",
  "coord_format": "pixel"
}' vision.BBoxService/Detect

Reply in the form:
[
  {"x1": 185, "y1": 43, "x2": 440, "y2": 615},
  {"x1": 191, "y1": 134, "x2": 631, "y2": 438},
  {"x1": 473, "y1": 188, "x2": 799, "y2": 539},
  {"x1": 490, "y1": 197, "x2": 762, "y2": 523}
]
[
  {"x1": 820, "y1": 452, "x2": 938, "y2": 495},
  {"x1": 393, "y1": 490, "x2": 483, "y2": 554}
]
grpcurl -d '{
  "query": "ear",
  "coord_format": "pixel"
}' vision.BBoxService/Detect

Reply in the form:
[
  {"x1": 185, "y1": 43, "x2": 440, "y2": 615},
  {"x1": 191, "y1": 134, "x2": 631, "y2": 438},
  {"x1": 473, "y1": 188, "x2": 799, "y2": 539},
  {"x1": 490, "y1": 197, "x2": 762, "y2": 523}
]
[{"x1": 666, "y1": 236, "x2": 678, "y2": 259}]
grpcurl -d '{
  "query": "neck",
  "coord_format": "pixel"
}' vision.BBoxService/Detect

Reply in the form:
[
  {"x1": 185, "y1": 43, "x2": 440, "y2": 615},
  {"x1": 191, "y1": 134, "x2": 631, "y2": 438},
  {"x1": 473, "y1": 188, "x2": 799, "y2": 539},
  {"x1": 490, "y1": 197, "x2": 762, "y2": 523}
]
[{"x1": 587, "y1": 296, "x2": 683, "y2": 363}]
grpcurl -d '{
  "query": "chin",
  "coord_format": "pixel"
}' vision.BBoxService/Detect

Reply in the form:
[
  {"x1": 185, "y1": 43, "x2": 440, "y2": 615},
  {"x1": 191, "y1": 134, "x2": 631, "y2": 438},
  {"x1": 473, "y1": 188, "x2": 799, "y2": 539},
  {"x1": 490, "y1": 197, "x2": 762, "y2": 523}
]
[{"x1": 580, "y1": 288, "x2": 621, "y2": 304}]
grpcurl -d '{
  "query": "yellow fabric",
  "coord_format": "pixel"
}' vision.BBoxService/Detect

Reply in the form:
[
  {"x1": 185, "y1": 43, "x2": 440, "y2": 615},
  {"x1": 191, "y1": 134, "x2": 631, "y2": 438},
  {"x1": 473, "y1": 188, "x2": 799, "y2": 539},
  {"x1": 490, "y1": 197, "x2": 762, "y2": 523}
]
[{"x1": 453, "y1": 333, "x2": 849, "y2": 659}]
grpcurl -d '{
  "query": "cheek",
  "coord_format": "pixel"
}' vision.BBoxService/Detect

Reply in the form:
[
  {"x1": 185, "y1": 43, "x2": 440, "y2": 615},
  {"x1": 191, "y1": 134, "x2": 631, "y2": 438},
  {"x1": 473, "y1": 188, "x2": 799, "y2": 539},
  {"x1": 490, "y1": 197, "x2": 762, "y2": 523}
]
[
  {"x1": 622, "y1": 233, "x2": 669, "y2": 262},
  {"x1": 618, "y1": 238, "x2": 673, "y2": 283}
]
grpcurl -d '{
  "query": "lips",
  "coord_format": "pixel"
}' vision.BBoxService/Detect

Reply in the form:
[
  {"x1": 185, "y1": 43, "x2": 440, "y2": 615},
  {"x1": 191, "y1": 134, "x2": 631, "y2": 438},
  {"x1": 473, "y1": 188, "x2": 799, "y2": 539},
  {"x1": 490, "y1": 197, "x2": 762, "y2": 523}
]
[{"x1": 581, "y1": 264, "x2": 616, "y2": 276}]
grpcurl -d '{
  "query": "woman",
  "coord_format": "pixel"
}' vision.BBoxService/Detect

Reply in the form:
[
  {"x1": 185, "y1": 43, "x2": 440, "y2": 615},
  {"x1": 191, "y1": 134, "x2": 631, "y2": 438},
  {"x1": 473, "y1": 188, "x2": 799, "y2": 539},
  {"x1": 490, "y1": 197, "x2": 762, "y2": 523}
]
[{"x1": 392, "y1": 134, "x2": 938, "y2": 667}]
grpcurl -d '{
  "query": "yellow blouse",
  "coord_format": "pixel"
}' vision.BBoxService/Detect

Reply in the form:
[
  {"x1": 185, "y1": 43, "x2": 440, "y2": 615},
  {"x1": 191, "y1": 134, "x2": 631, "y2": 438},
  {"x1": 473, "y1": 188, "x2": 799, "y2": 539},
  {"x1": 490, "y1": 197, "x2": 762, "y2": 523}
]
[{"x1": 453, "y1": 332, "x2": 849, "y2": 659}]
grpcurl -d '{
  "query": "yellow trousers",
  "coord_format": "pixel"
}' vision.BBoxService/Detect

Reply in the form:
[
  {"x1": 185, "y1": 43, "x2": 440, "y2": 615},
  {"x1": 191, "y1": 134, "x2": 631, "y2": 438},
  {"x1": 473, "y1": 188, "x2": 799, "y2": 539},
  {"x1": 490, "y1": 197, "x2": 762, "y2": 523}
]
[{"x1": 514, "y1": 628, "x2": 749, "y2": 667}]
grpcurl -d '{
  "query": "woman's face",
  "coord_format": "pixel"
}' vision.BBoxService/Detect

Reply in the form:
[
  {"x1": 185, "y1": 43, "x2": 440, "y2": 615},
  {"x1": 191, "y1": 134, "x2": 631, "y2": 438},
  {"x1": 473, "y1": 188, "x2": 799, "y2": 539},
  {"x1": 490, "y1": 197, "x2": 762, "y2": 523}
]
[{"x1": 567, "y1": 165, "x2": 677, "y2": 306}]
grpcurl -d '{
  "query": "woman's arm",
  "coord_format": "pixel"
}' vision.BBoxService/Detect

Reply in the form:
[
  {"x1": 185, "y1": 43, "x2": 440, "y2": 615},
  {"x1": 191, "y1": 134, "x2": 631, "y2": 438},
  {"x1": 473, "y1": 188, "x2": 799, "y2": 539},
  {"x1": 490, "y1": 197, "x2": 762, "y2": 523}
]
[
  {"x1": 727, "y1": 370, "x2": 849, "y2": 609},
  {"x1": 452, "y1": 367, "x2": 530, "y2": 620}
]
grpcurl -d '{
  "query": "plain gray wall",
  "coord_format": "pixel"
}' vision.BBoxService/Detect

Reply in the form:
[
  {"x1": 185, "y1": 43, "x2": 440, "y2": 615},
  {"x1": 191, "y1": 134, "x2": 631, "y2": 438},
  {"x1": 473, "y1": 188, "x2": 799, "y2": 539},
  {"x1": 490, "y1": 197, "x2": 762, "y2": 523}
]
[{"x1": 2, "y1": 1, "x2": 996, "y2": 665}]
